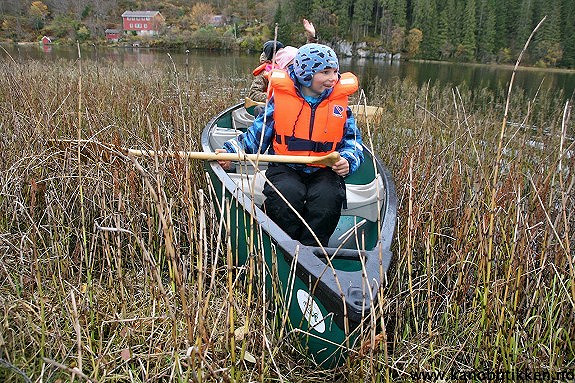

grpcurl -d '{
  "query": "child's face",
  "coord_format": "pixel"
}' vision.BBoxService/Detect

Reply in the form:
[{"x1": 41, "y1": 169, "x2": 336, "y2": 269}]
[{"x1": 308, "y1": 68, "x2": 338, "y2": 96}]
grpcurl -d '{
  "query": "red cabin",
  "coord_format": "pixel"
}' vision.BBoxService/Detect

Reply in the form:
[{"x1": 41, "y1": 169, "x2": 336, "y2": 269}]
[
  {"x1": 41, "y1": 36, "x2": 52, "y2": 45},
  {"x1": 105, "y1": 29, "x2": 121, "y2": 42},
  {"x1": 121, "y1": 11, "x2": 165, "y2": 36}
]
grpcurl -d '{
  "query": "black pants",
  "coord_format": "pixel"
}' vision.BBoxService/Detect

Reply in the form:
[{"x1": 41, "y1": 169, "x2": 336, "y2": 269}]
[{"x1": 262, "y1": 164, "x2": 346, "y2": 247}]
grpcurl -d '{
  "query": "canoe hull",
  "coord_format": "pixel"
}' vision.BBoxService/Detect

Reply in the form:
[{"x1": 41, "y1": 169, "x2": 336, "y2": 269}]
[{"x1": 202, "y1": 103, "x2": 396, "y2": 367}]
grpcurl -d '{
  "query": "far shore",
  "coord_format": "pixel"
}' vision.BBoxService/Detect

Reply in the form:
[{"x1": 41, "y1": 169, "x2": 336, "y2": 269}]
[
  {"x1": 412, "y1": 58, "x2": 575, "y2": 74},
  {"x1": 3, "y1": 40, "x2": 575, "y2": 74}
]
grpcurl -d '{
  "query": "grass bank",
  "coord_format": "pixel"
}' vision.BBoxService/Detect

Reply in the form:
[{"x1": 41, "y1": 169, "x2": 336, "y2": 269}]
[{"x1": 0, "y1": 55, "x2": 573, "y2": 382}]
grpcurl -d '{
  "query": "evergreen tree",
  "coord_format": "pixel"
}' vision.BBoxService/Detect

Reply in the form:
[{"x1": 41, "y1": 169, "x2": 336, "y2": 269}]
[
  {"x1": 460, "y1": 0, "x2": 476, "y2": 60},
  {"x1": 560, "y1": 0, "x2": 575, "y2": 67},
  {"x1": 532, "y1": 0, "x2": 562, "y2": 66},
  {"x1": 352, "y1": 0, "x2": 374, "y2": 39},
  {"x1": 494, "y1": 0, "x2": 512, "y2": 53},
  {"x1": 273, "y1": 3, "x2": 293, "y2": 45},
  {"x1": 516, "y1": 0, "x2": 534, "y2": 53},
  {"x1": 476, "y1": 0, "x2": 496, "y2": 62},
  {"x1": 444, "y1": 0, "x2": 462, "y2": 50},
  {"x1": 380, "y1": 0, "x2": 406, "y2": 46},
  {"x1": 311, "y1": 0, "x2": 339, "y2": 41},
  {"x1": 411, "y1": 0, "x2": 438, "y2": 59},
  {"x1": 382, "y1": 0, "x2": 407, "y2": 27},
  {"x1": 335, "y1": 0, "x2": 354, "y2": 37},
  {"x1": 436, "y1": 4, "x2": 450, "y2": 59},
  {"x1": 379, "y1": 1, "x2": 393, "y2": 43},
  {"x1": 285, "y1": 0, "x2": 311, "y2": 23}
]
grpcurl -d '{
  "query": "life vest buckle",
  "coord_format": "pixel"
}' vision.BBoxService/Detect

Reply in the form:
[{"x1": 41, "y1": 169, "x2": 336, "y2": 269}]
[{"x1": 312, "y1": 141, "x2": 333, "y2": 152}]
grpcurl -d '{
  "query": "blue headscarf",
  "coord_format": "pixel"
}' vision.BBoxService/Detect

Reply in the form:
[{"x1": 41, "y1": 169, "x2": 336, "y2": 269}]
[{"x1": 293, "y1": 43, "x2": 339, "y2": 87}]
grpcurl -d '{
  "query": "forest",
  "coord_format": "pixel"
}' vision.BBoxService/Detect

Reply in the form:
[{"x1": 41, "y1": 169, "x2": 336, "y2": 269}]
[{"x1": 1, "y1": 0, "x2": 574, "y2": 68}]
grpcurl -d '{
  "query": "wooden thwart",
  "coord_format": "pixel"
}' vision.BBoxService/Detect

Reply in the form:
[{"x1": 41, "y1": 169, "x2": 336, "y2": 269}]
[{"x1": 349, "y1": 105, "x2": 382, "y2": 123}]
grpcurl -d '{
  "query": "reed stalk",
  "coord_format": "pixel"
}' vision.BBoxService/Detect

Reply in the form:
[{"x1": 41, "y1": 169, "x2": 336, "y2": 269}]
[{"x1": 1, "y1": 46, "x2": 573, "y2": 382}]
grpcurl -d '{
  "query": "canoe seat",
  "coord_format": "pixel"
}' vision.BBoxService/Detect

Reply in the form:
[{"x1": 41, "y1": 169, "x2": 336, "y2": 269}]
[
  {"x1": 231, "y1": 107, "x2": 255, "y2": 131},
  {"x1": 210, "y1": 110, "x2": 254, "y2": 149},
  {"x1": 215, "y1": 126, "x2": 385, "y2": 222},
  {"x1": 227, "y1": 171, "x2": 384, "y2": 222},
  {"x1": 209, "y1": 126, "x2": 241, "y2": 150}
]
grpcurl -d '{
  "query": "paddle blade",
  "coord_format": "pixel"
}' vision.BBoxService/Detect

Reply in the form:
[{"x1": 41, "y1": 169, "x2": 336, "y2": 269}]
[{"x1": 313, "y1": 151, "x2": 341, "y2": 167}]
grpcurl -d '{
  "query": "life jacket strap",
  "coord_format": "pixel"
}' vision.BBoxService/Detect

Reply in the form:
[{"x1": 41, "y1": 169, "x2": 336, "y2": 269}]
[{"x1": 275, "y1": 135, "x2": 335, "y2": 152}]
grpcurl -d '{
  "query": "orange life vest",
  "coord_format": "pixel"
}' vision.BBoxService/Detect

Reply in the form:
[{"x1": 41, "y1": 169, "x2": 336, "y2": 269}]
[
  {"x1": 252, "y1": 62, "x2": 272, "y2": 76},
  {"x1": 269, "y1": 69, "x2": 359, "y2": 160}
]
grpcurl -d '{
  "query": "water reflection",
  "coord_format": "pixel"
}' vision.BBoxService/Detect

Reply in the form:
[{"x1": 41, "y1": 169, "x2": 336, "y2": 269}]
[
  {"x1": 1, "y1": 43, "x2": 574, "y2": 100},
  {"x1": 345, "y1": 58, "x2": 575, "y2": 100}
]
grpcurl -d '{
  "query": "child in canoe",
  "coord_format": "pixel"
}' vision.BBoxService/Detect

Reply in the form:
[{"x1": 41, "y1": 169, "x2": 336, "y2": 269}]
[
  {"x1": 217, "y1": 43, "x2": 363, "y2": 247},
  {"x1": 248, "y1": 19, "x2": 318, "y2": 103}
]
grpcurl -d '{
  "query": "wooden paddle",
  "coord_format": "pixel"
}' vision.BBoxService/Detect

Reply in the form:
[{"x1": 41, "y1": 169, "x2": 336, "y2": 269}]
[
  {"x1": 127, "y1": 148, "x2": 341, "y2": 167},
  {"x1": 50, "y1": 139, "x2": 341, "y2": 167},
  {"x1": 244, "y1": 97, "x2": 265, "y2": 109}
]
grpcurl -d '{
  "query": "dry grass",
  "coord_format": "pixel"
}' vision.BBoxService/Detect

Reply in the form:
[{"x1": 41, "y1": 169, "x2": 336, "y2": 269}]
[{"x1": 0, "y1": 52, "x2": 574, "y2": 382}]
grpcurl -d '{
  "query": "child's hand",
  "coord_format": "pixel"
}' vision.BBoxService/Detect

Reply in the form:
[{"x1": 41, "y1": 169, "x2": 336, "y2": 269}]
[
  {"x1": 303, "y1": 19, "x2": 315, "y2": 39},
  {"x1": 332, "y1": 157, "x2": 349, "y2": 176},
  {"x1": 215, "y1": 149, "x2": 232, "y2": 170}
]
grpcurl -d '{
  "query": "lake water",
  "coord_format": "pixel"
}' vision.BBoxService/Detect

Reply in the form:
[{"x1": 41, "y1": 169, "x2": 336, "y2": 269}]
[{"x1": 2, "y1": 43, "x2": 575, "y2": 101}]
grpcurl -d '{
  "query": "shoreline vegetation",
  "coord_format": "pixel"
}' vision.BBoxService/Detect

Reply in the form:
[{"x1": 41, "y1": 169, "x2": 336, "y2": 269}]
[
  {"x1": 7, "y1": 39, "x2": 575, "y2": 76},
  {"x1": 411, "y1": 58, "x2": 575, "y2": 74},
  {"x1": 0, "y1": 49, "x2": 574, "y2": 382}
]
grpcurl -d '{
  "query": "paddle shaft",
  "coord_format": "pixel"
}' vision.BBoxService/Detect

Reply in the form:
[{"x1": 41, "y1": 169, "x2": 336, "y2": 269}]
[
  {"x1": 50, "y1": 139, "x2": 341, "y2": 167},
  {"x1": 124, "y1": 148, "x2": 341, "y2": 167}
]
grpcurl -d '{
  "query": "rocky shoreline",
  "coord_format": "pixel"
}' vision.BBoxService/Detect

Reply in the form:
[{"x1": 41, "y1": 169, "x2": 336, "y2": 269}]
[{"x1": 333, "y1": 41, "x2": 401, "y2": 60}]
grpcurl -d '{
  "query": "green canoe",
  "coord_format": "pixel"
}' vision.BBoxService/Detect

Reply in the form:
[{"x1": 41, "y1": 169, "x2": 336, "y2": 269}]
[{"x1": 202, "y1": 103, "x2": 397, "y2": 367}]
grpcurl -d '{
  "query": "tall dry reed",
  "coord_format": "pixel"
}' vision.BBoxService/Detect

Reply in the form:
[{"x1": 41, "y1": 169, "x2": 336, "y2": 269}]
[{"x1": 0, "y1": 51, "x2": 573, "y2": 383}]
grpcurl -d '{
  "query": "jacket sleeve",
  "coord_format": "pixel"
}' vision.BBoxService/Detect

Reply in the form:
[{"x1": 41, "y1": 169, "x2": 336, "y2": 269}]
[
  {"x1": 338, "y1": 108, "x2": 364, "y2": 175},
  {"x1": 223, "y1": 102, "x2": 276, "y2": 154},
  {"x1": 248, "y1": 74, "x2": 269, "y2": 103}
]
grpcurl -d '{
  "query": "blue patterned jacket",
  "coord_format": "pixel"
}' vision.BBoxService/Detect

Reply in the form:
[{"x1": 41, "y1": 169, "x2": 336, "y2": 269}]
[{"x1": 223, "y1": 73, "x2": 364, "y2": 174}]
